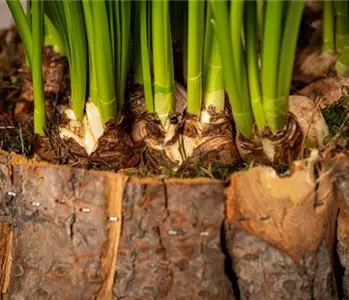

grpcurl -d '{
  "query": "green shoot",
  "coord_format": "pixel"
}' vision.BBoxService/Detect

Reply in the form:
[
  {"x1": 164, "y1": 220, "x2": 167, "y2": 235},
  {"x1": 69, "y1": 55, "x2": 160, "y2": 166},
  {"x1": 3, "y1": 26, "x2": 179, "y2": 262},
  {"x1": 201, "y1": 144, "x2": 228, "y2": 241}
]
[
  {"x1": 203, "y1": 4, "x2": 225, "y2": 114},
  {"x1": 230, "y1": 0, "x2": 248, "y2": 104},
  {"x1": 336, "y1": 46, "x2": 349, "y2": 77},
  {"x1": 187, "y1": 0, "x2": 205, "y2": 116},
  {"x1": 334, "y1": 1, "x2": 349, "y2": 51},
  {"x1": 334, "y1": 1, "x2": 349, "y2": 76},
  {"x1": 140, "y1": 0, "x2": 154, "y2": 112},
  {"x1": 43, "y1": 14, "x2": 66, "y2": 55},
  {"x1": 203, "y1": 27, "x2": 225, "y2": 114},
  {"x1": 257, "y1": 0, "x2": 264, "y2": 41},
  {"x1": 278, "y1": 1, "x2": 305, "y2": 98},
  {"x1": 44, "y1": 1, "x2": 87, "y2": 121},
  {"x1": 90, "y1": 0, "x2": 116, "y2": 122},
  {"x1": 25, "y1": 0, "x2": 31, "y2": 66},
  {"x1": 203, "y1": 2, "x2": 213, "y2": 78},
  {"x1": 323, "y1": 0, "x2": 335, "y2": 53},
  {"x1": 62, "y1": 0, "x2": 87, "y2": 121},
  {"x1": 6, "y1": 0, "x2": 32, "y2": 66},
  {"x1": 261, "y1": 0, "x2": 284, "y2": 133},
  {"x1": 210, "y1": 0, "x2": 253, "y2": 138},
  {"x1": 32, "y1": 0, "x2": 45, "y2": 135},
  {"x1": 132, "y1": 3, "x2": 143, "y2": 85},
  {"x1": 152, "y1": 0, "x2": 176, "y2": 124},
  {"x1": 82, "y1": 0, "x2": 99, "y2": 109},
  {"x1": 7, "y1": 0, "x2": 46, "y2": 135},
  {"x1": 107, "y1": 1, "x2": 116, "y2": 66},
  {"x1": 117, "y1": 1, "x2": 131, "y2": 109},
  {"x1": 245, "y1": 0, "x2": 266, "y2": 131},
  {"x1": 43, "y1": 1, "x2": 69, "y2": 55}
]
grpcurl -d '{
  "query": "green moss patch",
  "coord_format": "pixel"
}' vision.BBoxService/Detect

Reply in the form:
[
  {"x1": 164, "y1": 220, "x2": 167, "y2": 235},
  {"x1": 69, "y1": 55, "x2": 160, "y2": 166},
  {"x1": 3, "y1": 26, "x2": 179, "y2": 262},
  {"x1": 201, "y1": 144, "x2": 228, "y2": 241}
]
[{"x1": 322, "y1": 95, "x2": 349, "y2": 150}]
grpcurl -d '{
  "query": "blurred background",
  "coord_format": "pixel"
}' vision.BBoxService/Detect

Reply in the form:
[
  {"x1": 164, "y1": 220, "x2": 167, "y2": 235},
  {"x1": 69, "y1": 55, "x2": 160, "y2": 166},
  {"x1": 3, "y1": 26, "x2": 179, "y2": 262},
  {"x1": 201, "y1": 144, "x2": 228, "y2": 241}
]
[{"x1": 0, "y1": 1, "x2": 26, "y2": 28}]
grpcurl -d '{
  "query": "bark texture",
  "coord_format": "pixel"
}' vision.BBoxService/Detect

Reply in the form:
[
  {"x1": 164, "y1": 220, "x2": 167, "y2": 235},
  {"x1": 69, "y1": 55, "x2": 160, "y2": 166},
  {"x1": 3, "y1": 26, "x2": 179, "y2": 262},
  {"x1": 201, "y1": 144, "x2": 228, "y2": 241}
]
[
  {"x1": 0, "y1": 154, "x2": 14, "y2": 295},
  {"x1": 0, "y1": 152, "x2": 345, "y2": 300},
  {"x1": 0, "y1": 154, "x2": 233, "y2": 300},
  {"x1": 226, "y1": 163, "x2": 338, "y2": 299},
  {"x1": 331, "y1": 153, "x2": 349, "y2": 299},
  {"x1": 114, "y1": 177, "x2": 233, "y2": 299},
  {"x1": 0, "y1": 223, "x2": 11, "y2": 295},
  {"x1": 0, "y1": 155, "x2": 124, "y2": 300}
]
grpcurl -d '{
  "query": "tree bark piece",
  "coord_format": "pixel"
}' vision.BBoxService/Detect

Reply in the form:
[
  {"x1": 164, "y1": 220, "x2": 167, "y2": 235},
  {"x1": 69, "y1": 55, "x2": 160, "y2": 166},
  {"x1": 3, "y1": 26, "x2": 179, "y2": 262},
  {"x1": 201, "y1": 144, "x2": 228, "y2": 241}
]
[
  {"x1": 330, "y1": 153, "x2": 349, "y2": 298},
  {"x1": 0, "y1": 153, "x2": 234, "y2": 299},
  {"x1": 0, "y1": 223, "x2": 12, "y2": 295},
  {"x1": 3, "y1": 151, "x2": 341, "y2": 299},
  {"x1": 0, "y1": 154, "x2": 14, "y2": 296},
  {"x1": 114, "y1": 177, "x2": 234, "y2": 299},
  {"x1": 3, "y1": 163, "x2": 124, "y2": 300},
  {"x1": 0, "y1": 153, "x2": 16, "y2": 225},
  {"x1": 226, "y1": 163, "x2": 338, "y2": 299}
]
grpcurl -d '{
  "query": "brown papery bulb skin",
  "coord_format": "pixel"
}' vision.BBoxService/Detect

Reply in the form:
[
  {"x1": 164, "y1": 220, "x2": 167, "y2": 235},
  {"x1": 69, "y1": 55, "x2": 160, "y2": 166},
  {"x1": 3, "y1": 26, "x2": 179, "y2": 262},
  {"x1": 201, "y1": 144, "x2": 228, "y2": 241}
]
[
  {"x1": 236, "y1": 114, "x2": 303, "y2": 165},
  {"x1": 236, "y1": 95, "x2": 329, "y2": 165},
  {"x1": 288, "y1": 95, "x2": 329, "y2": 148}
]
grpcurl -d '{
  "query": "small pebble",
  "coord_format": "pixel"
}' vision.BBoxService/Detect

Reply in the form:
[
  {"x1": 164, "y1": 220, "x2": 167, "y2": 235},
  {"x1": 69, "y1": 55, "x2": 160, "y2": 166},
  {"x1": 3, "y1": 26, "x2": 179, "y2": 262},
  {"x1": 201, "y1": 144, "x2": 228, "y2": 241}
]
[{"x1": 79, "y1": 207, "x2": 91, "y2": 213}]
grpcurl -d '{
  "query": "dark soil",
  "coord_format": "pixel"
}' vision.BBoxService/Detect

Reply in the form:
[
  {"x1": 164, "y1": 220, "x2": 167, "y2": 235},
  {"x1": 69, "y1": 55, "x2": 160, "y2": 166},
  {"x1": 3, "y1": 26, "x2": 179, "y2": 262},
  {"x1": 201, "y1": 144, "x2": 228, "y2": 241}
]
[{"x1": 0, "y1": 26, "x2": 34, "y2": 157}]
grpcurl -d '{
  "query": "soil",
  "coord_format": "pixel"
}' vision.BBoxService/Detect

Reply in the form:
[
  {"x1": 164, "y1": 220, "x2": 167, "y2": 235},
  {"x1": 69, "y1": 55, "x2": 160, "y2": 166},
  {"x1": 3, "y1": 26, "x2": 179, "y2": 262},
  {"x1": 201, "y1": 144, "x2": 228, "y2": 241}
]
[{"x1": 0, "y1": 26, "x2": 34, "y2": 157}]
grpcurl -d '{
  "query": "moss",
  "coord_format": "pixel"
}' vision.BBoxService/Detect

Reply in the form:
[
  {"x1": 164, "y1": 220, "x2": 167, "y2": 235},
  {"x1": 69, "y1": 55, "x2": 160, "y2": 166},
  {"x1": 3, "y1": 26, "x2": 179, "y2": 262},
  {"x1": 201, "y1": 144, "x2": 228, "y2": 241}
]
[
  {"x1": 0, "y1": 121, "x2": 34, "y2": 157},
  {"x1": 321, "y1": 95, "x2": 349, "y2": 150},
  {"x1": 7, "y1": 76, "x2": 23, "y2": 90},
  {"x1": 304, "y1": 136, "x2": 312, "y2": 150},
  {"x1": 114, "y1": 159, "x2": 249, "y2": 181},
  {"x1": 207, "y1": 162, "x2": 249, "y2": 180},
  {"x1": 272, "y1": 163, "x2": 289, "y2": 175}
]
